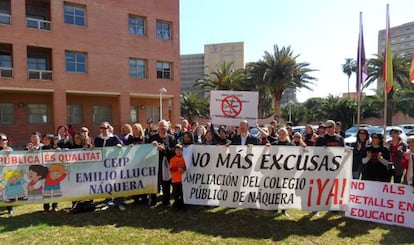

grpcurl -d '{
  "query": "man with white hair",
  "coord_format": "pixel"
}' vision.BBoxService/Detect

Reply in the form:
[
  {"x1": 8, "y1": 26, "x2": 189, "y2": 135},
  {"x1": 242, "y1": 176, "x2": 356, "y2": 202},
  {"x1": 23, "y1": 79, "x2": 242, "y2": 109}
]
[{"x1": 148, "y1": 120, "x2": 176, "y2": 208}]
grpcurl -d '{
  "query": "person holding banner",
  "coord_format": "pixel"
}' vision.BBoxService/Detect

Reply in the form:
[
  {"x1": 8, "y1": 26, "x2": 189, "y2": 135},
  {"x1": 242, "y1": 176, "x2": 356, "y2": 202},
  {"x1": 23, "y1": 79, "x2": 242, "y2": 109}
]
[
  {"x1": 94, "y1": 122, "x2": 126, "y2": 211},
  {"x1": 361, "y1": 133, "x2": 392, "y2": 182},
  {"x1": 0, "y1": 133, "x2": 15, "y2": 216},
  {"x1": 231, "y1": 120, "x2": 260, "y2": 146},
  {"x1": 148, "y1": 120, "x2": 176, "y2": 208},
  {"x1": 271, "y1": 128, "x2": 294, "y2": 216},
  {"x1": 401, "y1": 136, "x2": 414, "y2": 186}
]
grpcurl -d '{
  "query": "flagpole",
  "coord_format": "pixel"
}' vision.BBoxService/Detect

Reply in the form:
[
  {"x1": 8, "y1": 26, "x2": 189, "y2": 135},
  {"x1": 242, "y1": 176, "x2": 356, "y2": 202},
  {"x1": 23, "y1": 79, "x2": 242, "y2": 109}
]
[
  {"x1": 383, "y1": 4, "x2": 391, "y2": 136},
  {"x1": 357, "y1": 12, "x2": 362, "y2": 127}
]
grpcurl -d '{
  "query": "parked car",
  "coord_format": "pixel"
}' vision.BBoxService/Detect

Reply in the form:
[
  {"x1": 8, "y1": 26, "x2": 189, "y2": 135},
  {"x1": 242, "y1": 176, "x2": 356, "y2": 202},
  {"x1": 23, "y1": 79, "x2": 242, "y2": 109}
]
[
  {"x1": 292, "y1": 126, "x2": 306, "y2": 135},
  {"x1": 406, "y1": 129, "x2": 414, "y2": 136},
  {"x1": 344, "y1": 126, "x2": 407, "y2": 147},
  {"x1": 398, "y1": 124, "x2": 414, "y2": 134},
  {"x1": 345, "y1": 124, "x2": 372, "y2": 138}
]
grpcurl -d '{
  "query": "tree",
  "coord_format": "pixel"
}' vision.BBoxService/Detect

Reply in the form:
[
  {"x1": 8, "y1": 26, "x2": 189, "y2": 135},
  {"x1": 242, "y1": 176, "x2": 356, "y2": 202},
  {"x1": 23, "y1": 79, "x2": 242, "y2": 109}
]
[
  {"x1": 365, "y1": 52, "x2": 411, "y2": 125},
  {"x1": 341, "y1": 58, "x2": 356, "y2": 97},
  {"x1": 194, "y1": 61, "x2": 246, "y2": 91},
  {"x1": 249, "y1": 45, "x2": 317, "y2": 120},
  {"x1": 245, "y1": 62, "x2": 273, "y2": 118},
  {"x1": 180, "y1": 92, "x2": 209, "y2": 122}
]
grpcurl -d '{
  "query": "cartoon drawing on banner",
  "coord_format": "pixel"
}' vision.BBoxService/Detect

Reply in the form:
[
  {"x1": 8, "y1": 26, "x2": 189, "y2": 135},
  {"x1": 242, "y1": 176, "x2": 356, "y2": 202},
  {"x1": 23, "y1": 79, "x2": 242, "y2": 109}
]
[
  {"x1": 27, "y1": 165, "x2": 48, "y2": 201},
  {"x1": 43, "y1": 164, "x2": 67, "y2": 199},
  {"x1": 1, "y1": 169, "x2": 27, "y2": 202},
  {"x1": 0, "y1": 182, "x2": 5, "y2": 202}
]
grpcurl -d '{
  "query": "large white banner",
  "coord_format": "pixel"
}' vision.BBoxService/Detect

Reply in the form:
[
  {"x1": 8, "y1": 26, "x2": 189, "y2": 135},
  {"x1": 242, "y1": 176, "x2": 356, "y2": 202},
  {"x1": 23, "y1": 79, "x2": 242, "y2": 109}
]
[
  {"x1": 182, "y1": 145, "x2": 352, "y2": 211},
  {"x1": 0, "y1": 145, "x2": 158, "y2": 207},
  {"x1": 346, "y1": 180, "x2": 414, "y2": 229},
  {"x1": 210, "y1": 90, "x2": 258, "y2": 126}
]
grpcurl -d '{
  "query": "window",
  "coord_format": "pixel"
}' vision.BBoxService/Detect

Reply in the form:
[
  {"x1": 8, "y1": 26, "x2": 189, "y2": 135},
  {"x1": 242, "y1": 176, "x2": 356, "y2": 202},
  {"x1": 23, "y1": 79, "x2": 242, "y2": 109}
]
[
  {"x1": 0, "y1": 50, "x2": 11, "y2": 67},
  {"x1": 156, "y1": 20, "x2": 171, "y2": 40},
  {"x1": 0, "y1": 49, "x2": 12, "y2": 78},
  {"x1": 129, "y1": 58, "x2": 146, "y2": 78},
  {"x1": 28, "y1": 56, "x2": 47, "y2": 70},
  {"x1": 129, "y1": 15, "x2": 145, "y2": 36},
  {"x1": 0, "y1": 0, "x2": 11, "y2": 24},
  {"x1": 146, "y1": 106, "x2": 160, "y2": 122},
  {"x1": 65, "y1": 51, "x2": 86, "y2": 73},
  {"x1": 0, "y1": 103, "x2": 14, "y2": 124},
  {"x1": 64, "y1": 3, "x2": 85, "y2": 26},
  {"x1": 28, "y1": 104, "x2": 49, "y2": 124},
  {"x1": 130, "y1": 106, "x2": 137, "y2": 123},
  {"x1": 67, "y1": 104, "x2": 83, "y2": 124},
  {"x1": 92, "y1": 105, "x2": 111, "y2": 123},
  {"x1": 156, "y1": 61, "x2": 171, "y2": 79},
  {"x1": 26, "y1": 1, "x2": 51, "y2": 30}
]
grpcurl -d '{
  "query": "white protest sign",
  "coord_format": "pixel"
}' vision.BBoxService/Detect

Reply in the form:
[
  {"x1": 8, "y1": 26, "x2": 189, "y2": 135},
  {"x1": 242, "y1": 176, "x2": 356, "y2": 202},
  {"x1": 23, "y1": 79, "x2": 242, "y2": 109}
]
[
  {"x1": 346, "y1": 180, "x2": 414, "y2": 229},
  {"x1": 182, "y1": 145, "x2": 352, "y2": 211},
  {"x1": 210, "y1": 90, "x2": 258, "y2": 126}
]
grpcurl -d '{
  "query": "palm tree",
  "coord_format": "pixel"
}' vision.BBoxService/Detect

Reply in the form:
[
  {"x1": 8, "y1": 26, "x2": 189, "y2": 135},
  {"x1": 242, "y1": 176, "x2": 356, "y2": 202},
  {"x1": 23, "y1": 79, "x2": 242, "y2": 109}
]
[
  {"x1": 341, "y1": 58, "x2": 356, "y2": 97},
  {"x1": 365, "y1": 52, "x2": 411, "y2": 125},
  {"x1": 250, "y1": 45, "x2": 317, "y2": 120},
  {"x1": 194, "y1": 61, "x2": 246, "y2": 91},
  {"x1": 180, "y1": 92, "x2": 209, "y2": 122},
  {"x1": 317, "y1": 95, "x2": 357, "y2": 129},
  {"x1": 245, "y1": 62, "x2": 273, "y2": 118}
]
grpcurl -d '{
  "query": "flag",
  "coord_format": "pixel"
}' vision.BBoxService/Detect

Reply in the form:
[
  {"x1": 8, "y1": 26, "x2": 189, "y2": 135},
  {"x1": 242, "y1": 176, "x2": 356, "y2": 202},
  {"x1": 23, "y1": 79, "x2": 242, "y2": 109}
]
[
  {"x1": 356, "y1": 12, "x2": 367, "y2": 92},
  {"x1": 410, "y1": 52, "x2": 414, "y2": 84},
  {"x1": 383, "y1": 4, "x2": 393, "y2": 93}
]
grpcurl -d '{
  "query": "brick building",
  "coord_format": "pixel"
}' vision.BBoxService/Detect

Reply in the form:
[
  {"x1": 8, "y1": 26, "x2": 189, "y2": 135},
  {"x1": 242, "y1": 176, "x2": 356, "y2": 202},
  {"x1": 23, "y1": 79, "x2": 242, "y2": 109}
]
[{"x1": 0, "y1": 0, "x2": 180, "y2": 148}]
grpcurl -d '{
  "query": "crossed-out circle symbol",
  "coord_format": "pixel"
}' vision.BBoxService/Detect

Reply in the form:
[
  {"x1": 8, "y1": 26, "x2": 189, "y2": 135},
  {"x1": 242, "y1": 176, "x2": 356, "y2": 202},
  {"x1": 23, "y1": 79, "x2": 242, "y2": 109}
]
[{"x1": 221, "y1": 95, "x2": 242, "y2": 118}]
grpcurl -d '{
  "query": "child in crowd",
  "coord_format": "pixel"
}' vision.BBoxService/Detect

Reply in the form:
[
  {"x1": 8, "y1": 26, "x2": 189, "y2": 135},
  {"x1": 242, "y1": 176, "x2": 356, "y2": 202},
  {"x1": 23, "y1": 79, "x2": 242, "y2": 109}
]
[{"x1": 169, "y1": 144, "x2": 186, "y2": 211}]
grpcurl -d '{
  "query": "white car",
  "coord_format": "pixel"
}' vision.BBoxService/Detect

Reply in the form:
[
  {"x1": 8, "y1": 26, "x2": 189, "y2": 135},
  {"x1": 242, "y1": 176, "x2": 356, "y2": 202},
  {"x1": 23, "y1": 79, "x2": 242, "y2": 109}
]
[
  {"x1": 344, "y1": 126, "x2": 408, "y2": 147},
  {"x1": 398, "y1": 124, "x2": 414, "y2": 134}
]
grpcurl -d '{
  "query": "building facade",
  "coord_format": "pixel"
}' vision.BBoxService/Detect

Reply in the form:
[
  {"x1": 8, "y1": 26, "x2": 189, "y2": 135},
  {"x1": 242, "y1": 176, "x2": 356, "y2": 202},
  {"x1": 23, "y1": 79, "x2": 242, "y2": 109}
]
[
  {"x1": 180, "y1": 53, "x2": 204, "y2": 94},
  {"x1": 180, "y1": 42, "x2": 244, "y2": 94},
  {"x1": 377, "y1": 21, "x2": 414, "y2": 91},
  {"x1": 378, "y1": 21, "x2": 414, "y2": 56},
  {"x1": 0, "y1": 0, "x2": 180, "y2": 148}
]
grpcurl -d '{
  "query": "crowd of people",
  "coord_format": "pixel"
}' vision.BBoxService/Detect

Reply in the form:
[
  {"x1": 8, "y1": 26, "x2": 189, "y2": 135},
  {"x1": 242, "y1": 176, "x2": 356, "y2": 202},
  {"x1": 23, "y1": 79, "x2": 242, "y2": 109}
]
[{"x1": 1, "y1": 118, "x2": 413, "y2": 217}]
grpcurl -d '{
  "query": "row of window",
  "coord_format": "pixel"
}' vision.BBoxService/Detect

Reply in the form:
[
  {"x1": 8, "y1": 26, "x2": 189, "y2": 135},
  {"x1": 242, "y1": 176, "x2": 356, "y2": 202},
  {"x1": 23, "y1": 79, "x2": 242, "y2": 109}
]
[
  {"x1": 0, "y1": 1, "x2": 172, "y2": 40},
  {"x1": 0, "y1": 103, "x2": 161, "y2": 125},
  {"x1": 0, "y1": 47, "x2": 172, "y2": 80}
]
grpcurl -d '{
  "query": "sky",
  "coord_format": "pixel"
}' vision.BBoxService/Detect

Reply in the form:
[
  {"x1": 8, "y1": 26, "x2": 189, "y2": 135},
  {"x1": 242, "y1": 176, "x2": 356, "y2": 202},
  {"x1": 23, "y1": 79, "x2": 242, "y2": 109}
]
[{"x1": 179, "y1": 0, "x2": 414, "y2": 102}]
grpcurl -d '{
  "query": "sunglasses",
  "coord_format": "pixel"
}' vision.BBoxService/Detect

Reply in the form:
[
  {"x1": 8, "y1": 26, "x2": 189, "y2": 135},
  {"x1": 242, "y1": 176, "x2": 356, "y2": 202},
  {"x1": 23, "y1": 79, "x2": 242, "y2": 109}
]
[
  {"x1": 100, "y1": 127, "x2": 109, "y2": 129},
  {"x1": 1, "y1": 138, "x2": 8, "y2": 141}
]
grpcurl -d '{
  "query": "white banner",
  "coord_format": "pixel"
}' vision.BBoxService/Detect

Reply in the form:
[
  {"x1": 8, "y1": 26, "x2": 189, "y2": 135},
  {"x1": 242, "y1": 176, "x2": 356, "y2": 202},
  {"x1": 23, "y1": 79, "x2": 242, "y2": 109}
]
[
  {"x1": 210, "y1": 90, "x2": 258, "y2": 126},
  {"x1": 182, "y1": 145, "x2": 352, "y2": 211},
  {"x1": 0, "y1": 145, "x2": 158, "y2": 206},
  {"x1": 346, "y1": 180, "x2": 414, "y2": 229}
]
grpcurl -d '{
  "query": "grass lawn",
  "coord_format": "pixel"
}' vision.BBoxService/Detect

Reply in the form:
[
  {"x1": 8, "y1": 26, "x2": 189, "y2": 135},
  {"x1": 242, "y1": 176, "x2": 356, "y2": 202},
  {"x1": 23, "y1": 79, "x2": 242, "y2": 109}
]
[{"x1": 0, "y1": 199, "x2": 413, "y2": 244}]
